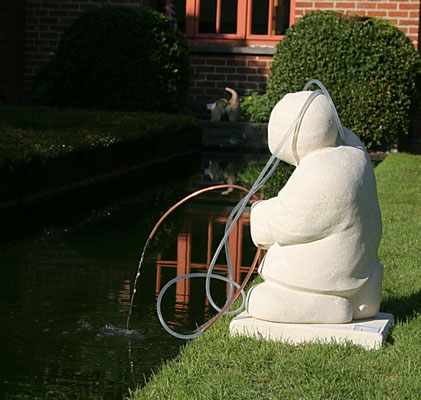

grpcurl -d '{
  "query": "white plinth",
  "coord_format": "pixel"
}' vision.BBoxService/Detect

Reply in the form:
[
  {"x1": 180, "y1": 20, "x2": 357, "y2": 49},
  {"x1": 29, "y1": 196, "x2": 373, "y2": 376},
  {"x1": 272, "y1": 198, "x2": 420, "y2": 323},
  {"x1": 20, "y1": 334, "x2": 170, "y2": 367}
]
[{"x1": 230, "y1": 311, "x2": 394, "y2": 350}]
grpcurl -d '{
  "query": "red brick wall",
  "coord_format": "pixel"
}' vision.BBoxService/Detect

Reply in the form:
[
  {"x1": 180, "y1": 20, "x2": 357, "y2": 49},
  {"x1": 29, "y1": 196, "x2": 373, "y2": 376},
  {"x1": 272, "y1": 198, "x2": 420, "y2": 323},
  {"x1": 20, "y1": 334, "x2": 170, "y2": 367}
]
[
  {"x1": 190, "y1": 52, "x2": 272, "y2": 106},
  {"x1": 24, "y1": 0, "x2": 145, "y2": 93},
  {"x1": 295, "y1": 0, "x2": 421, "y2": 46},
  {"x1": 191, "y1": 0, "x2": 421, "y2": 107},
  {"x1": 22, "y1": 0, "x2": 421, "y2": 107}
]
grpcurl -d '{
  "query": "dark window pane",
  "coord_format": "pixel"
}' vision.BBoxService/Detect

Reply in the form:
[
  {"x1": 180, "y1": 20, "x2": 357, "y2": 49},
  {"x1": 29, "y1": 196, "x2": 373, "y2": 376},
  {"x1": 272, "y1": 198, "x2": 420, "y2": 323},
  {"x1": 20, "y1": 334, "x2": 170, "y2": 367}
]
[
  {"x1": 251, "y1": 0, "x2": 269, "y2": 35},
  {"x1": 174, "y1": 0, "x2": 186, "y2": 32},
  {"x1": 199, "y1": 0, "x2": 217, "y2": 33},
  {"x1": 220, "y1": 0, "x2": 237, "y2": 34},
  {"x1": 149, "y1": 0, "x2": 161, "y2": 12},
  {"x1": 273, "y1": 0, "x2": 290, "y2": 35}
]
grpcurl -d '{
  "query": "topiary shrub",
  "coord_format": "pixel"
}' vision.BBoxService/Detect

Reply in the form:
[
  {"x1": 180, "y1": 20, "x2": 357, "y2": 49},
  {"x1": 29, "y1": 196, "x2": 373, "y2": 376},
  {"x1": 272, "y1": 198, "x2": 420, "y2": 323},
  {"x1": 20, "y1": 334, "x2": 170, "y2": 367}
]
[
  {"x1": 266, "y1": 11, "x2": 421, "y2": 151},
  {"x1": 30, "y1": 5, "x2": 191, "y2": 113}
]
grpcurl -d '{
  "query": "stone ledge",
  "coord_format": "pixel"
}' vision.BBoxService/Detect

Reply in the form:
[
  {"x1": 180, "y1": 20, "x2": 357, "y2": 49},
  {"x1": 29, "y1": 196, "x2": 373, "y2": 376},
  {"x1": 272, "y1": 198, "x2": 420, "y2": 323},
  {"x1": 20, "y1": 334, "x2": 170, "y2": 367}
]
[
  {"x1": 230, "y1": 311, "x2": 394, "y2": 350},
  {"x1": 190, "y1": 45, "x2": 276, "y2": 55}
]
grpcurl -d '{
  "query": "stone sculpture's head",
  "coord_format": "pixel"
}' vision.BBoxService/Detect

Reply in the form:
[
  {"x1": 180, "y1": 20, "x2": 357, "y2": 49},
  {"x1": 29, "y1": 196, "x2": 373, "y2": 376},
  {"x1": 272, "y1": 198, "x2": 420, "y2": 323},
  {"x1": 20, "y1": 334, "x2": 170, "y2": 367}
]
[{"x1": 268, "y1": 91, "x2": 339, "y2": 166}]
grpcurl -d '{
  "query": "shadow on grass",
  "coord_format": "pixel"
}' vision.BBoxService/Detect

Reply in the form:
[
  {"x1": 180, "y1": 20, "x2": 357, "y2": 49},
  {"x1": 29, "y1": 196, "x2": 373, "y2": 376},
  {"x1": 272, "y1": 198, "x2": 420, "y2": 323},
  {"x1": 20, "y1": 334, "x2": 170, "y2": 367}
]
[{"x1": 381, "y1": 290, "x2": 421, "y2": 321}]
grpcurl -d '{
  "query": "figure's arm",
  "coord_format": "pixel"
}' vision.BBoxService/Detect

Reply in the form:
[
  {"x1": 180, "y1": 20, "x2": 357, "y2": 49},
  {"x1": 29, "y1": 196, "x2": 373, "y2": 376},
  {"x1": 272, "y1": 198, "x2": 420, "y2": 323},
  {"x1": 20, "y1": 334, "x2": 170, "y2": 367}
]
[
  {"x1": 251, "y1": 195, "x2": 332, "y2": 248},
  {"x1": 250, "y1": 199, "x2": 276, "y2": 249},
  {"x1": 250, "y1": 162, "x2": 343, "y2": 248}
]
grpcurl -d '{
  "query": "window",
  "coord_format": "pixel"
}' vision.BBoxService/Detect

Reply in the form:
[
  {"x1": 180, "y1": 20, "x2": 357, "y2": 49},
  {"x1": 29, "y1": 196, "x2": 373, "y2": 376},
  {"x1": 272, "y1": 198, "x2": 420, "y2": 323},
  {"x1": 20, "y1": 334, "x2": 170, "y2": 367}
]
[{"x1": 173, "y1": 0, "x2": 294, "y2": 45}]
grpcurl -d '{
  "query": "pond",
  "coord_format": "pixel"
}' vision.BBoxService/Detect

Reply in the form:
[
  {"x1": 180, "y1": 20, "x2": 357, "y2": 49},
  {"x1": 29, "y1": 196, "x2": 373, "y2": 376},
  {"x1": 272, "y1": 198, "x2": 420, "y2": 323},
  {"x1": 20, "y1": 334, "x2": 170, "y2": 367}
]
[{"x1": 0, "y1": 150, "x2": 282, "y2": 400}]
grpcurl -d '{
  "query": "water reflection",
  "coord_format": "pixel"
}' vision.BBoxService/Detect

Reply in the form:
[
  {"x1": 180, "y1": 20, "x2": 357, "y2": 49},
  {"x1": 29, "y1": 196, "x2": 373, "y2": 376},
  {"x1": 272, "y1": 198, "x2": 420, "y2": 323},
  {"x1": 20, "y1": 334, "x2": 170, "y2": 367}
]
[
  {"x1": 0, "y1": 151, "x2": 270, "y2": 399},
  {"x1": 208, "y1": 160, "x2": 237, "y2": 194},
  {"x1": 0, "y1": 238, "x2": 181, "y2": 400},
  {"x1": 155, "y1": 204, "x2": 261, "y2": 318}
]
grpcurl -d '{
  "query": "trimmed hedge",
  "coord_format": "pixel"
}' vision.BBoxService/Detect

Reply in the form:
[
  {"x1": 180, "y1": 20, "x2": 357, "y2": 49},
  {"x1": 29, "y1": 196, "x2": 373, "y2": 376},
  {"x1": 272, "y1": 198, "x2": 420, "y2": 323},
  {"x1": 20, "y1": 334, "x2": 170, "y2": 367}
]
[
  {"x1": 30, "y1": 5, "x2": 191, "y2": 113},
  {"x1": 265, "y1": 11, "x2": 421, "y2": 151},
  {"x1": 0, "y1": 106, "x2": 200, "y2": 172}
]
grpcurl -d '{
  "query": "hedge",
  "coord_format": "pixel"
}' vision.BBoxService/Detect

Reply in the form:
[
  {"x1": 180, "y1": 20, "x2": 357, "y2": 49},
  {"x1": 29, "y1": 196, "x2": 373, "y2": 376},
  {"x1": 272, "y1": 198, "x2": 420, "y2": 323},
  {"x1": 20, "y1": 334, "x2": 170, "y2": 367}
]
[
  {"x1": 262, "y1": 11, "x2": 421, "y2": 151},
  {"x1": 29, "y1": 5, "x2": 191, "y2": 113},
  {"x1": 0, "y1": 106, "x2": 200, "y2": 172}
]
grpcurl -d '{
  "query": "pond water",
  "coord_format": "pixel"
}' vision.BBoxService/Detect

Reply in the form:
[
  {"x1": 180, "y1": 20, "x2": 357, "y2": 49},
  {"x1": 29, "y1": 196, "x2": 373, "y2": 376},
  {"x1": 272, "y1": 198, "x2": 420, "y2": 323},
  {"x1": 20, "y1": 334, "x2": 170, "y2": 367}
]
[{"x1": 0, "y1": 151, "x2": 275, "y2": 400}]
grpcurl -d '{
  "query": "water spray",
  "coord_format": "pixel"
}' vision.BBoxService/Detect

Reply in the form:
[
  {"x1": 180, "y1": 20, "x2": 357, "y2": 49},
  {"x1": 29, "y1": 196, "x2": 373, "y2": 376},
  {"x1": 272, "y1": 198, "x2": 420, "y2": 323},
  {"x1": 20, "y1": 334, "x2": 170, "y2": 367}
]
[
  {"x1": 125, "y1": 184, "x2": 260, "y2": 331},
  {"x1": 126, "y1": 80, "x2": 344, "y2": 339}
]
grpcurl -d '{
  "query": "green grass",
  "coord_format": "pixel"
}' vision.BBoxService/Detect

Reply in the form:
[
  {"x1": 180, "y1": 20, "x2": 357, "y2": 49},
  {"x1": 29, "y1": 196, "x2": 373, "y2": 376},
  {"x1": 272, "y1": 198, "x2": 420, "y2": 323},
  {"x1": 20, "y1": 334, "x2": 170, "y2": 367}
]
[
  {"x1": 0, "y1": 106, "x2": 200, "y2": 171},
  {"x1": 129, "y1": 153, "x2": 421, "y2": 400}
]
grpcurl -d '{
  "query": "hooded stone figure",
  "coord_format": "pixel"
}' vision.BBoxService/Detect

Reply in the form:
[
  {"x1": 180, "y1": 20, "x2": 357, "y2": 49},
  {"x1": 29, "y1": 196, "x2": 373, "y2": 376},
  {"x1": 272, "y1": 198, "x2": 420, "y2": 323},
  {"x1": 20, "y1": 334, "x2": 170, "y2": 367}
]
[{"x1": 246, "y1": 91, "x2": 383, "y2": 324}]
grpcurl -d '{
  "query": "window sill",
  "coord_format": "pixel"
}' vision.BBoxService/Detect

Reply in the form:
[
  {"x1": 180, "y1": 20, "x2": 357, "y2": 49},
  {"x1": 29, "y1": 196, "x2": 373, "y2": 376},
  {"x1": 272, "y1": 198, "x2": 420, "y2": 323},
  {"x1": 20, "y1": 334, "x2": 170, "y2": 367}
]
[{"x1": 189, "y1": 43, "x2": 277, "y2": 56}]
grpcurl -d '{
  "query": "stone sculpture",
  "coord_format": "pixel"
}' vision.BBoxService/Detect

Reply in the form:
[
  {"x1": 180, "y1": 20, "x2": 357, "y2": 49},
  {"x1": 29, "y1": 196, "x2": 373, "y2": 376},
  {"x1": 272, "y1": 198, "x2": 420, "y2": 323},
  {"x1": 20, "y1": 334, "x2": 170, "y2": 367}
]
[
  {"x1": 210, "y1": 98, "x2": 226, "y2": 122},
  {"x1": 225, "y1": 87, "x2": 240, "y2": 122},
  {"x1": 211, "y1": 87, "x2": 240, "y2": 122},
  {"x1": 246, "y1": 91, "x2": 383, "y2": 324}
]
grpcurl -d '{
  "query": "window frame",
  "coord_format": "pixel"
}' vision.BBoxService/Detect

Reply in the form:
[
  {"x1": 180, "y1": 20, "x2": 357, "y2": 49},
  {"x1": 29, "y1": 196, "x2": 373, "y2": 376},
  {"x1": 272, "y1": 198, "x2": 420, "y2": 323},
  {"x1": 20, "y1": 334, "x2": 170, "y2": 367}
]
[{"x1": 184, "y1": 0, "x2": 296, "y2": 45}]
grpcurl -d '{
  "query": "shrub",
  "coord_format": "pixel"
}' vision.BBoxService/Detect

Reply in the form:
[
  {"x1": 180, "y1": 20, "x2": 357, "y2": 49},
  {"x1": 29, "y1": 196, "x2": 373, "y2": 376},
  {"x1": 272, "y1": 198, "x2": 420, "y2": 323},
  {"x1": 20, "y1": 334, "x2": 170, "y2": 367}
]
[
  {"x1": 266, "y1": 11, "x2": 421, "y2": 151},
  {"x1": 0, "y1": 106, "x2": 200, "y2": 171},
  {"x1": 240, "y1": 92, "x2": 271, "y2": 123},
  {"x1": 30, "y1": 5, "x2": 191, "y2": 113}
]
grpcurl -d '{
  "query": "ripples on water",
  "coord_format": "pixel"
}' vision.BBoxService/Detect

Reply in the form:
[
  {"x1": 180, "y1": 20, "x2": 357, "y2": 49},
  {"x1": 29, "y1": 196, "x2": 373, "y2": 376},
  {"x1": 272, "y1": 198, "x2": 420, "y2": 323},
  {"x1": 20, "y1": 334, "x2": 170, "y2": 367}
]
[
  {"x1": 0, "y1": 252, "x2": 186, "y2": 400},
  {"x1": 0, "y1": 152, "x2": 266, "y2": 399}
]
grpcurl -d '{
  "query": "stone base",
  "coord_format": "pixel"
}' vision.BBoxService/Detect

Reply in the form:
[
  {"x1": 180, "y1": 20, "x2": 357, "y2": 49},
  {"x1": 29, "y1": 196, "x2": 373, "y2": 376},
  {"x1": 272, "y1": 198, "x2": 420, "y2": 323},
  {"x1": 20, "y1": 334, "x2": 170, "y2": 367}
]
[{"x1": 229, "y1": 312, "x2": 394, "y2": 350}]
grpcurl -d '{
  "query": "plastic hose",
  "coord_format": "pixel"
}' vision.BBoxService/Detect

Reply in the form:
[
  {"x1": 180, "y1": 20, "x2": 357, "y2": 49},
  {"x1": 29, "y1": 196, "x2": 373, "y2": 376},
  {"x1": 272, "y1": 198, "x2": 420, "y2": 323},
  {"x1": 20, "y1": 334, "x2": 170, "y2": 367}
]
[
  {"x1": 155, "y1": 88, "x2": 324, "y2": 340},
  {"x1": 125, "y1": 184, "x2": 259, "y2": 330},
  {"x1": 303, "y1": 79, "x2": 344, "y2": 142},
  {"x1": 129, "y1": 80, "x2": 344, "y2": 339}
]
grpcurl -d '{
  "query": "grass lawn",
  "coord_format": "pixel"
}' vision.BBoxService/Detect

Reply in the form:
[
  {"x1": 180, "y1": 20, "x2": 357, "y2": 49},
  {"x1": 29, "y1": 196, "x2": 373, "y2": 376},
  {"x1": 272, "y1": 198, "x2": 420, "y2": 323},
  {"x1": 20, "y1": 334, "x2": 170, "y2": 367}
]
[{"x1": 130, "y1": 153, "x2": 421, "y2": 400}]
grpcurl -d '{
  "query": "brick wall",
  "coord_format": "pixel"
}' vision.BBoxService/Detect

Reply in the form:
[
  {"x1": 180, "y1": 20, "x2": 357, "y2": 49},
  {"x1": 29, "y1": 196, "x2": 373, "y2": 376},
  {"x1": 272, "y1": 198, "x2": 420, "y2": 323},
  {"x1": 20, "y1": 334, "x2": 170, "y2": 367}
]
[
  {"x1": 190, "y1": 0, "x2": 421, "y2": 108},
  {"x1": 24, "y1": 0, "x2": 145, "y2": 93},
  {"x1": 295, "y1": 0, "x2": 421, "y2": 46},
  {"x1": 190, "y1": 52, "x2": 272, "y2": 108},
  {"x1": 21, "y1": 0, "x2": 421, "y2": 107}
]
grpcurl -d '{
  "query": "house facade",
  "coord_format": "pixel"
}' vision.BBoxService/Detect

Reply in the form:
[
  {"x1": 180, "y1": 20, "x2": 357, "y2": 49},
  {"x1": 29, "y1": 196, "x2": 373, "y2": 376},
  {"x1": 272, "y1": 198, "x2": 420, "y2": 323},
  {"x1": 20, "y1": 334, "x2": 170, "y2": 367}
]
[{"x1": 1, "y1": 0, "x2": 420, "y2": 106}]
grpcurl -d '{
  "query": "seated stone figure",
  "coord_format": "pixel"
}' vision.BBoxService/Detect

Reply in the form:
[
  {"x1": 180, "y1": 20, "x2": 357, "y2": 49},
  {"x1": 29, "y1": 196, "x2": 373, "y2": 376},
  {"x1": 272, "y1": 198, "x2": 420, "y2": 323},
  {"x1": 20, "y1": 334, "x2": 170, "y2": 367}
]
[{"x1": 246, "y1": 91, "x2": 383, "y2": 324}]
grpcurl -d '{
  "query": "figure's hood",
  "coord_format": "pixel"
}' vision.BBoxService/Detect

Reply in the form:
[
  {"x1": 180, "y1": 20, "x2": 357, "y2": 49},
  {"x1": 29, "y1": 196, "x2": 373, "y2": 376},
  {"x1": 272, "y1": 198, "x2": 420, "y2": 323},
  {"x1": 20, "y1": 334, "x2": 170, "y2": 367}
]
[{"x1": 268, "y1": 91, "x2": 339, "y2": 166}]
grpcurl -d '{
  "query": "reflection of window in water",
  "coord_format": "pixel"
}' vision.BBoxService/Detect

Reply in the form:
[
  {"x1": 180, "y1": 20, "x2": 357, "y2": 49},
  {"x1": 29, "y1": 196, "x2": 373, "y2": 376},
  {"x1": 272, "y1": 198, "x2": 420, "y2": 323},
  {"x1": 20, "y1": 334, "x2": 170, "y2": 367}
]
[
  {"x1": 190, "y1": 218, "x2": 227, "y2": 265},
  {"x1": 190, "y1": 214, "x2": 255, "y2": 267},
  {"x1": 211, "y1": 221, "x2": 228, "y2": 265},
  {"x1": 154, "y1": 206, "x2": 260, "y2": 332},
  {"x1": 190, "y1": 219, "x2": 209, "y2": 264},
  {"x1": 155, "y1": 208, "x2": 258, "y2": 304},
  {"x1": 241, "y1": 224, "x2": 255, "y2": 266}
]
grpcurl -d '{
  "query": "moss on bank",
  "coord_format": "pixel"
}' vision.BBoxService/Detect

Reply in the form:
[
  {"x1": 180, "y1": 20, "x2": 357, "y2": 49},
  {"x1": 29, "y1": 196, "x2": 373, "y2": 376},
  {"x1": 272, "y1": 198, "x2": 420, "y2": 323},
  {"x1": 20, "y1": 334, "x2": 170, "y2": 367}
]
[{"x1": 129, "y1": 153, "x2": 421, "y2": 400}]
